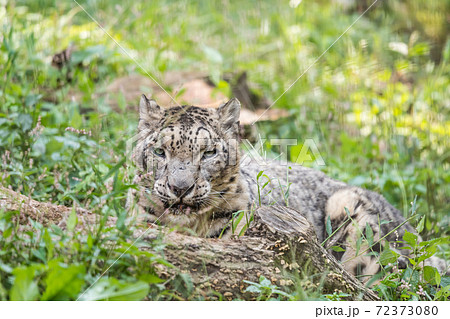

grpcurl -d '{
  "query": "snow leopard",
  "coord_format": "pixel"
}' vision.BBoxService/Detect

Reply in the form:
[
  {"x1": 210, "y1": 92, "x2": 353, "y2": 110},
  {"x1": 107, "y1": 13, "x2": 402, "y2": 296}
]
[{"x1": 127, "y1": 95, "x2": 448, "y2": 279}]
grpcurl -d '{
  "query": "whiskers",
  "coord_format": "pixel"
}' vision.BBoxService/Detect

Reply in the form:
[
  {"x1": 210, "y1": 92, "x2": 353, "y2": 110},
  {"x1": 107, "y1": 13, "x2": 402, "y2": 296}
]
[
  {"x1": 207, "y1": 190, "x2": 237, "y2": 210},
  {"x1": 154, "y1": 185, "x2": 241, "y2": 215},
  {"x1": 197, "y1": 196, "x2": 223, "y2": 210}
]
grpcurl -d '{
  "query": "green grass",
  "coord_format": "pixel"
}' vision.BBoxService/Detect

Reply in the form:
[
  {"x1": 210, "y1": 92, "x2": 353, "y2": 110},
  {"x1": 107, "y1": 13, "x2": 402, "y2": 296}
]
[{"x1": 0, "y1": 0, "x2": 449, "y2": 300}]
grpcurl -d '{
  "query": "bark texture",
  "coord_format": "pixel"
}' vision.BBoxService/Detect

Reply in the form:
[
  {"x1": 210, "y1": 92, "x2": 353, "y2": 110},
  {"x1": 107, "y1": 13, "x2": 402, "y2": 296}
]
[{"x1": 0, "y1": 186, "x2": 379, "y2": 300}]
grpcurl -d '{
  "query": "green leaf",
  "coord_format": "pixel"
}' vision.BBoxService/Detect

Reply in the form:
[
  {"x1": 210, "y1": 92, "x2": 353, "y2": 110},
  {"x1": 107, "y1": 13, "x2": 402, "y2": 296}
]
[
  {"x1": 50, "y1": 224, "x2": 63, "y2": 236},
  {"x1": 416, "y1": 216, "x2": 425, "y2": 234},
  {"x1": 2, "y1": 227, "x2": 12, "y2": 238},
  {"x1": 201, "y1": 45, "x2": 223, "y2": 64},
  {"x1": 87, "y1": 234, "x2": 93, "y2": 249},
  {"x1": 403, "y1": 230, "x2": 417, "y2": 248},
  {"x1": 42, "y1": 262, "x2": 86, "y2": 300},
  {"x1": 349, "y1": 175, "x2": 368, "y2": 186},
  {"x1": 79, "y1": 278, "x2": 149, "y2": 301},
  {"x1": 256, "y1": 170, "x2": 264, "y2": 180},
  {"x1": 231, "y1": 211, "x2": 245, "y2": 234},
  {"x1": 331, "y1": 246, "x2": 345, "y2": 252},
  {"x1": 380, "y1": 219, "x2": 392, "y2": 225},
  {"x1": 355, "y1": 236, "x2": 363, "y2": 256},
  {"x1": 259, "y1": 276, "x2": 272, "y2": 288},
  {"x1": 365, "y1": 223, "x2": 374, "y2": 246},
  {"x1": 172, "y1": 273, "x2": 194, "y2": 298},
  {"x1": 325, "y1": 216, "x2": 332, "y2": 236},
  {"x1": 67, "y1": 207, "x2": 78, "y2": 232},
  {"x1": 379, "y1": 245, "x2": 399, "y2": 266},
  {"x1": 32, "y1": 248, "x2": 46, "y2": 263},
  {"x1": 402, "y1": 267, "x2": 420, "y2": 288},
  {"x1": 43, "y1": 229, "x2": 54, "y2": 261},
  {"x1": 262, "y1": 175, "x2": 271, "y2": 189},
  {"x1": 71, "y1": 45, "x2": 105, "y2": 64},
  {"x1": 17, "y1": 113, "x2": 33, "y2": 131},
  {"x1": 10, "y1": 267, "x2": 39, "y2": 301},
  {"x1": 419, "y1": 236, "x2": 449, "y2": 247},
  {"x1": 434, "y1": 284, "x2": 450, "y2": 301},
  {"x1": 440, "y1": 276, "x2": 450, "y2": 287},
  {"x1": 344, "y1": 207, "x2": 351, "y2": 217},
  {"x1": 0, "y1": 262, "x2": 13, "y2": 273},
  {"x1": 69, "y1": 111, "x2": 82, "y2": 129},
  {"x1": 410, "y1": 195, "x2": 418, "y2": 215},
  {"x1": 416, "y1": 245, "x2": 437, "y2": 264},
  {"x1": 101, "y1": 158, "x2": 126, "y2": 183},
  {"x1": 423, "y1": 266, "x2": 441, "y2": 286},
  {"x1": 139, "y1": 274, "x2": 164, "y2": 284},
  {"x1": 245, "y1": 285, "x2": 261, "y2": 294},
  {"x1": 25, "y1": 94, "x2": 42, "y2": 107}
]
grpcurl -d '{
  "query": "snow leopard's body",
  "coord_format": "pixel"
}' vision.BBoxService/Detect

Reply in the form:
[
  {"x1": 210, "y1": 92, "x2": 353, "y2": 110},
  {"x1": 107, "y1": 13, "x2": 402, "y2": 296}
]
[{"x1": 128, "y1": 95, "x2": 448, "y2": 279}]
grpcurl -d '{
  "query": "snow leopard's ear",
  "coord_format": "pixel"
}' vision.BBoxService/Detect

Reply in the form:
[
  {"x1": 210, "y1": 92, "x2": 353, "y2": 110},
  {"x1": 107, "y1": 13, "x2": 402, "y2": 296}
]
[
  {"x1": 218, "y1": 98, "x2": 240, "y2": 138},
  {"x1": 138, "y1": 94, "x2": 164, "y2": 131}
]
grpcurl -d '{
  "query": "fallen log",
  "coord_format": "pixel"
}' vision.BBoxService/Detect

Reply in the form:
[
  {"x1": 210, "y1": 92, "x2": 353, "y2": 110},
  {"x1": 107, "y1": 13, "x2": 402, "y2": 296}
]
[{"x1": 0, "y1": 186, "x2": 379, "y2": 300}]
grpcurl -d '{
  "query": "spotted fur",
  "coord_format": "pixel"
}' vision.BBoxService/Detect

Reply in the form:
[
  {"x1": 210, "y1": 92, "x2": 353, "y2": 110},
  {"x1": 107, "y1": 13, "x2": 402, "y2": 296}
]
[
  {"x1": 128, "y1": 96, "x2": 248, "y2": 237},
  {"x1": 128, "y1": 96, "x2": 449, "y2": 279}
]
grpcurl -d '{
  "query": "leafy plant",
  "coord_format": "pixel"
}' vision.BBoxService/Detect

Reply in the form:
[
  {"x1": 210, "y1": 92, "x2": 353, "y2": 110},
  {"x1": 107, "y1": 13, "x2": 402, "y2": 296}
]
[
  {"x1": 1, "y1": 0, "x2": 448, "y2": 301},
  {"x1": 374, "y1": 220, "x2": 450, "y2": 301},
  {"x1": 244, "y1": 276, "x2": 294, "y2": 301}
]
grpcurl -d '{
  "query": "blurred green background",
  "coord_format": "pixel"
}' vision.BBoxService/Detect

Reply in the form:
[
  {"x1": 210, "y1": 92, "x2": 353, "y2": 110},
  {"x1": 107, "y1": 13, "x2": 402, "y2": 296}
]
[{"x1": 0, "y1": 0, "x2": 449, "y2": 300}]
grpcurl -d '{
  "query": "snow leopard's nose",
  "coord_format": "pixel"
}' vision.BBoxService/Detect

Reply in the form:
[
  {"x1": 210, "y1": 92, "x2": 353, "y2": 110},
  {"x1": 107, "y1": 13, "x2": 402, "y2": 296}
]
[
  {"x1": 167, "y1": 159, "x2": 197, "y2": 198},
  {"x1": 168, "y1": 182, "x2": 194, "y2": 197}
]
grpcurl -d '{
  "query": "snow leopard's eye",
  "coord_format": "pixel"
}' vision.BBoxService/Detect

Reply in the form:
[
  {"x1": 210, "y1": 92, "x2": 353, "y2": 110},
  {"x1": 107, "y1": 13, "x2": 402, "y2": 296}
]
[
  {"x1": 153, "y1": 147, "x2": 165, "y2": 157},
  {"x1": 202, "y1": 149, "x2": 216, "y2": 160}
]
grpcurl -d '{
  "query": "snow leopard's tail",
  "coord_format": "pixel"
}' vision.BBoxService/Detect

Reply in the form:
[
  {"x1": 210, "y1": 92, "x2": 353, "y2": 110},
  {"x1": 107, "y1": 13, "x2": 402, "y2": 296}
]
[{"x1": 324, "y1": 187, "x2": 449, "y2": 281}]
